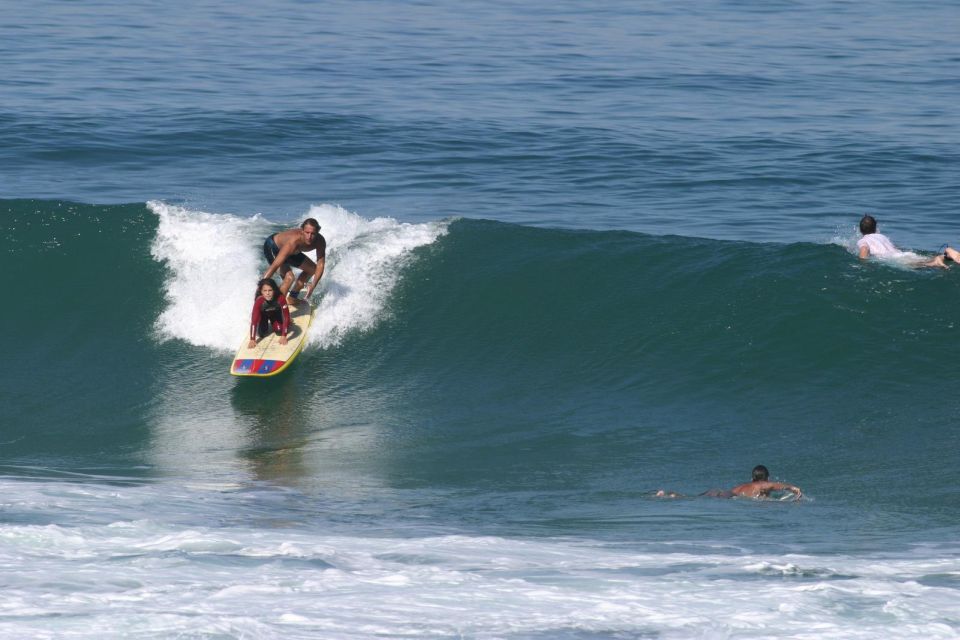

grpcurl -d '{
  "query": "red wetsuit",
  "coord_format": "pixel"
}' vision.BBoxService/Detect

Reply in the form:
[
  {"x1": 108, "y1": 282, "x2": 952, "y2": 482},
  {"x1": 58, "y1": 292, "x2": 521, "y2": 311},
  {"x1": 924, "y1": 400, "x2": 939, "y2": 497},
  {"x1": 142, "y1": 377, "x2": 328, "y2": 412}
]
[{"x1": 250, "y1": 295, "x2": 290, "y2": 340}]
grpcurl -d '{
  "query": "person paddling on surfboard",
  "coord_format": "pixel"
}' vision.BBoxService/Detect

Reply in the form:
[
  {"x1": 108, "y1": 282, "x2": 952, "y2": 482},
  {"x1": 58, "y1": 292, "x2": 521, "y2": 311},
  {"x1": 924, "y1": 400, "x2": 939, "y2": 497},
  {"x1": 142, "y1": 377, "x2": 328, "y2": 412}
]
[
  {"x1": 724, "y1": 464, "x2": 802, "y2": 499},
  {"x1": 656, "y1": 465, "x2": 802, "y2": 500},
  {"x1": 857, "y1": 215, "x2": 959, "y2": 268},
  {"x1": 262, "y1": 217, "x2": 326, "y2": 304},
  {"x1": 248, "y1": 279, "x2": 291, "y2": 348}
]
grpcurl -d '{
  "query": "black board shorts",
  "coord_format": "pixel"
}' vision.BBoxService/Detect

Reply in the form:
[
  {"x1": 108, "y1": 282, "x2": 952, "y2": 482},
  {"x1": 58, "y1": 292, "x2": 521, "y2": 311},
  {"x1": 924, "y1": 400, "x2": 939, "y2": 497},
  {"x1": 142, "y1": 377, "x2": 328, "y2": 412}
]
[{"x1": 263, "y1": 234, "x2": 306, "y2": 268}]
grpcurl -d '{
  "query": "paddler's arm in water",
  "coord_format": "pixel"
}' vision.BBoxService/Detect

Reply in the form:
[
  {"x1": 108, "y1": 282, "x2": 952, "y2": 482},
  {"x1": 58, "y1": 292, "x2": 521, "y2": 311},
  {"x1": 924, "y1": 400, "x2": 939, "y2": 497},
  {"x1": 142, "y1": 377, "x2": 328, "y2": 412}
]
[
  {"x1": 775, "y1": 482, "x2": 803, "y2": 499},
  {"x1": 732, "y1": 481, "x2": 802, "y2": 499},
  {"x1": 858, "y1": 245, "x2": 870, "y2": 259}
]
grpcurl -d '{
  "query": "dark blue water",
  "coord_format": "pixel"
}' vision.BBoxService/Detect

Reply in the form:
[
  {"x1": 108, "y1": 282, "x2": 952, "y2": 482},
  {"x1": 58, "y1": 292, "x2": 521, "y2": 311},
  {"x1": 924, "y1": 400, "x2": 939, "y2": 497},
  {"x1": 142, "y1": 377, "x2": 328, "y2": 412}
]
[
  {"x1": 2, "y1": 1, "x2": 960, "y2": 637},
  {"x1": 3, "y1": 0, "x2": 959, "y2": 244}
]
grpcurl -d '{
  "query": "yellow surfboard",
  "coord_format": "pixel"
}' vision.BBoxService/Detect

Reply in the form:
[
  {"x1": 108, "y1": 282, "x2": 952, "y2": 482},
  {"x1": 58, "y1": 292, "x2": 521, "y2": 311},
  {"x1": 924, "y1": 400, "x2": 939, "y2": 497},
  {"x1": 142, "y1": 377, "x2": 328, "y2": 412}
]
[{"x1": 230, "y1": 300, "x2": 314, "y2": 377}]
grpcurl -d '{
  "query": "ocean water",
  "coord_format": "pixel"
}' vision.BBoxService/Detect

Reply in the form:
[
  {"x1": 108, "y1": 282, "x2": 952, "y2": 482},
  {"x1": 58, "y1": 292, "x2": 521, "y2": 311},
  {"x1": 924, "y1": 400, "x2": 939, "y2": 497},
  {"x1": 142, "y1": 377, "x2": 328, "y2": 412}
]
[{"x1": 2, "y1": 0, "x2": 960, "y2": 638}]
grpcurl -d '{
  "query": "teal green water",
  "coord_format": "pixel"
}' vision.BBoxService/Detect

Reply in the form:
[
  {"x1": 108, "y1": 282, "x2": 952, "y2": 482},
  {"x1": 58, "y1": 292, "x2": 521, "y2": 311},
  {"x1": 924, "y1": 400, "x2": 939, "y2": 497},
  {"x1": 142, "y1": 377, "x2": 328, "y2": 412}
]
[{"x1": 3, "y1": 199, "x2": 958, "y2": 548}]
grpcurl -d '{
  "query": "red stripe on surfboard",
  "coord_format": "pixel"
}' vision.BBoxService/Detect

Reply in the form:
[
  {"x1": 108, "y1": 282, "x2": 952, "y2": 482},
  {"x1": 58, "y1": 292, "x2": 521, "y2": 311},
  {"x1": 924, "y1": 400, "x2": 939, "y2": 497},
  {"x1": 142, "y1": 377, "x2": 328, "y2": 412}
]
[{"x1": 233, "y1": 358, "x2": 285, "y2": 375}]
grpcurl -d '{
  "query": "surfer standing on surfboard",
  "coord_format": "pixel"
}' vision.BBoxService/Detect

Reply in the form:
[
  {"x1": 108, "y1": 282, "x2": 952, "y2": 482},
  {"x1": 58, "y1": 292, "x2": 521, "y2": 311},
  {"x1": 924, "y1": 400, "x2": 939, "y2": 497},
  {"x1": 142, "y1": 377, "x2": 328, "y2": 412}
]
[{"x1": 262, "y1": 218, "x2": 326, "y2": 304}]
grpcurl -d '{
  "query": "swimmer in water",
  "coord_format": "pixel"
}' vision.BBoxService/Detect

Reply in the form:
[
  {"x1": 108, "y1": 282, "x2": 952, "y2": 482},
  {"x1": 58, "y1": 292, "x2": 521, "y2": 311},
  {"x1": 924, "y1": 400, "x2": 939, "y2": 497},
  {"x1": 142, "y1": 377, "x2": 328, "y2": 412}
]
[{"x1": 655, "y1": 465, "x2": 802, "y2": 500}]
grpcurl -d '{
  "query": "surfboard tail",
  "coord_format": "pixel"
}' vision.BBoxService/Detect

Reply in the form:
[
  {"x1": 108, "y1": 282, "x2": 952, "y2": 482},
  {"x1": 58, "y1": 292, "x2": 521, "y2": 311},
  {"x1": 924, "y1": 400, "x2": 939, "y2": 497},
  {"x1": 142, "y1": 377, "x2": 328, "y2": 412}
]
[{"x1": 231, "y1": 358, "x2": 286, "y2": 376}]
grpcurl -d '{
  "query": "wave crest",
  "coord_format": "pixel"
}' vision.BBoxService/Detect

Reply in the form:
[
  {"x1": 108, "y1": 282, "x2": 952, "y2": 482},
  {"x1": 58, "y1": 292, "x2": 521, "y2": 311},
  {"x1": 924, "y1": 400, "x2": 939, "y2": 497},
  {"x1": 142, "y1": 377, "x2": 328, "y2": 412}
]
[{"x1": 148, "y1": 201, "x2": 447, "y2": 351}]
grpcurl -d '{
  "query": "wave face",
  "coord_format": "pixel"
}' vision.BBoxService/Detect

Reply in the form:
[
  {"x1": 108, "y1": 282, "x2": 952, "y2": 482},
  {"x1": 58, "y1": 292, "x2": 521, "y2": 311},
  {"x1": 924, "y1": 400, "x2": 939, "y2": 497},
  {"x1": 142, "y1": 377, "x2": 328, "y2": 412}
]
[{"x1": 3, "y1": 198, "x2": 959, "y2": 499}]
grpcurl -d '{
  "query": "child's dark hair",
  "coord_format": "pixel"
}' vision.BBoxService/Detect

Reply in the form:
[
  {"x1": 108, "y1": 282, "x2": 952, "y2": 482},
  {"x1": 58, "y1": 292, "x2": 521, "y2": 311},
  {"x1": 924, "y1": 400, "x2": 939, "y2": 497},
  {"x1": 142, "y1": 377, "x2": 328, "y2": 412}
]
[
  {"x1": 859, "y1": 215, "x2": 877, "y2": 235},
  {"x1": 256, "y1": 278, "x2": 281, "y2": 299}
]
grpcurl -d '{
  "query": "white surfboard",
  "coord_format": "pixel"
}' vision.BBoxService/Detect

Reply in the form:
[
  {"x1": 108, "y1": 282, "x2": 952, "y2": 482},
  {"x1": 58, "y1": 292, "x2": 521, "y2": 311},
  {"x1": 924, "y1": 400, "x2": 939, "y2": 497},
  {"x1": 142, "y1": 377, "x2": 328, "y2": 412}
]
[{"x1": 230, "y1": 300, "x2": 313, "y2": 377}]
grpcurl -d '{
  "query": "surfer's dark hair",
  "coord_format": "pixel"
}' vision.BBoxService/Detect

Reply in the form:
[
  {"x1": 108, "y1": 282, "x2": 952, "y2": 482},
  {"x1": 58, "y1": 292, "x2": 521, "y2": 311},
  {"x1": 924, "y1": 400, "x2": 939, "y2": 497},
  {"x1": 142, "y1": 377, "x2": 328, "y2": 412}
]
[
  {"x1": 301, "y1": 217, "x2": 321, "y2": 231},
  {"x1": 256, "y1": 278, "x2": 281, "y2": 299},
  {"x1": 859, "y1": 215, "x2": 877, "y2": 235},
  {"x1": 752, "y1": 465, "x2": 770, "y2": 482}
]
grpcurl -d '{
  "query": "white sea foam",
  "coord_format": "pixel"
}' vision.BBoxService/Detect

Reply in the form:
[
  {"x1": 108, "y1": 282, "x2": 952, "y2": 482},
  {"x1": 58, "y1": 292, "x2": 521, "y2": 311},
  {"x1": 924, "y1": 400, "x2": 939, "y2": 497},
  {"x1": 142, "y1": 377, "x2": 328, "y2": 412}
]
[
  {"x1": 829, "y1": 226, "x2": 861, "y2": 253},
  {"x1": 149, "y1": 202, "x2": 269, "y2": 350},
  {"x1": 148, "y1": 201, "x2": 447, "y2": 352},
  {"x1": 300, "y1": 203, "x2": 447, "y2": 349},
  {"x1": 2, "y1": 479, "x2": 959, "y2": 640}
]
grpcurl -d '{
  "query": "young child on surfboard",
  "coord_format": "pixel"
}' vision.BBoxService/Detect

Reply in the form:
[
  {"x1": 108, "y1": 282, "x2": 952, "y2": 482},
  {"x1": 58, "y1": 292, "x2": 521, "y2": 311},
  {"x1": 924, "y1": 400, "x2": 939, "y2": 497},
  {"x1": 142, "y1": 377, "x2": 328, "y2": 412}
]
[
  {"x1": 232, "y1": 277, "x2": 313, "y2": 377},
  {"x1": 248, "y1": 278, "x2": 291, "y2": 348}
]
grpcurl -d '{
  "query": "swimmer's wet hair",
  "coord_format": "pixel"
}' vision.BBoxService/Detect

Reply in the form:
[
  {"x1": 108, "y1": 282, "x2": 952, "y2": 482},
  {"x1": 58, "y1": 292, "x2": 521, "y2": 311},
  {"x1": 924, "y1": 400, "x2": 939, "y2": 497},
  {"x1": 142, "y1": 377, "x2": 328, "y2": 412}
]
[
  {"x1": 859, "y1": 215, "x2": 877, "y2": 235},
  {"x1": 752, "y1": 465, "x2": 770, "y2": 482},
  {"x1": 301, "y1": 217, "x2": 321, "y2": 231}
]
